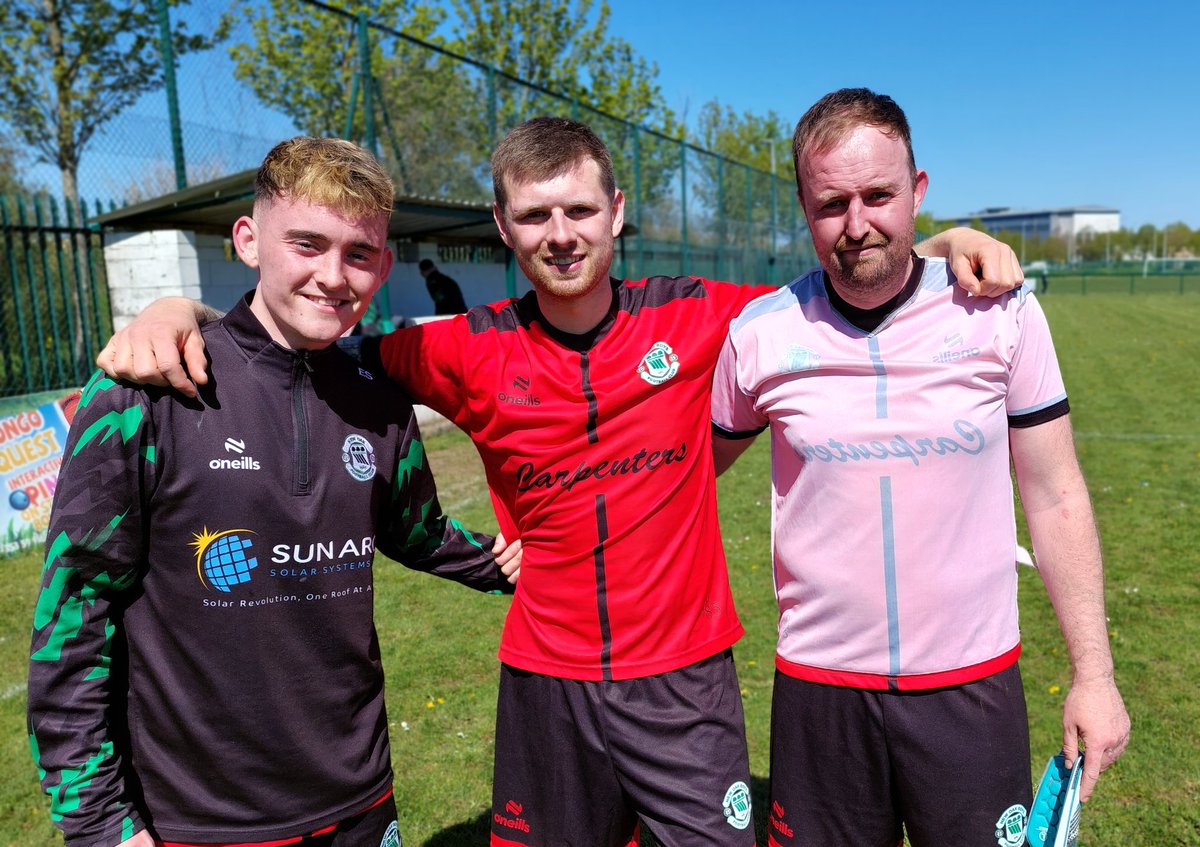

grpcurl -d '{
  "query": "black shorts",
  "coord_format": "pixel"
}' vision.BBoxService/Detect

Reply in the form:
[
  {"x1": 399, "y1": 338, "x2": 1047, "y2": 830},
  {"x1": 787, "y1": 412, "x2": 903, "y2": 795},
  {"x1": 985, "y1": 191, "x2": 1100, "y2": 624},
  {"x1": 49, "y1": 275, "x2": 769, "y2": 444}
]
[
  {"x1": 490, "y1": 650, "x2": 755, "y2": 847},
  {"x1": 767, "y1": 664, "x2": 1033, "y2": 847},
  {"x1": 161, "y1": 793, "x2": 400, "y2": 847}
]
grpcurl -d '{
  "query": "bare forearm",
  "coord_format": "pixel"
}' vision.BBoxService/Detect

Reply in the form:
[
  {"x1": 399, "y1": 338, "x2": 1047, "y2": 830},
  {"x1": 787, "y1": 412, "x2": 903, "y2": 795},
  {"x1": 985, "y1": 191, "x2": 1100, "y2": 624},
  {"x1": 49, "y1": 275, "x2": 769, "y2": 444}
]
[{"x1": 1024, "y1": 490, "x2": 1114, "y2": 681}]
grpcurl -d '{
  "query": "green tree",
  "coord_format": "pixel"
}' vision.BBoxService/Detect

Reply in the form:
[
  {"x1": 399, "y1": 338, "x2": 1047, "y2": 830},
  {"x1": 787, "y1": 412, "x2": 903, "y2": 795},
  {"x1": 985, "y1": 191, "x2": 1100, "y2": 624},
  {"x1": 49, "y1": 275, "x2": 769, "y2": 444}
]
[
  {"x1": 373, "y1": 46, "x2": 489, "y2": 200},
  {"x1": 685, "y1": 100, "x2": 796, "y2": 275},
  {"x1": 694, "y1": 101, "x2": 792, "y2": 179},
  {"x1": 915, "y1": 211, "x2": 953, "y2": 240},
  {"x1": 224, "y1": 0, "x2": 682, "y2": 205},
  {"x1": 1164, "y1": 221, "x2": 1192, "y2": 258},
  {"x1": 449, "y1": 0, "x2": 673, "y2": 132},
  {"x1": 1135, "y1": 223, "x2": 1157, "y2": 256},
  {"x1": 0, "y1": 0, "x2": 217, "y2": 206},
  {"x1": 0, "y1": 130, "x2": 26, "y2": 195},
  {"x1": 1076, "y1": 228, "x2": 1107, "y2": 263},
  {"x1": 226, "y1": 0, "x2": 444, "y2": 141},
  {"x1": 225, "y1": 0, "x2": 487, "y2": 199},
  {"x1": 447, "y1": 0, "x2": 683, "y2": 204}
]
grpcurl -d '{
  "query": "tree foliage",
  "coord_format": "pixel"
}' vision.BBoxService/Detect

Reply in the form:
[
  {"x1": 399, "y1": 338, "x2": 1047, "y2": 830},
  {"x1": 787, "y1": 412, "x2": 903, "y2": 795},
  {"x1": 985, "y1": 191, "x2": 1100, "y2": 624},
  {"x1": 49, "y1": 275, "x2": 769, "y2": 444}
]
[
  {"x1": 224, "y1": 0, "x2": 684, "y2": 205},
  {"x1": 682, "y1": 99, "x2": 797, "y2": 260},
  {"x1": 226, "y1": 0, "x2": 443, "y2": 140},
  {"x1": 695, "y1": 101, "x2": 792, "y2": 181},
  {"x1": 449, "y1": 0, "x2": 673, "y2": 132},
  {"x1": 0, "y1": 131, "x2": 26, "y2": 195},
  {"x1": 0, "y1": 0, "x2": 217, "y2": 204},
  {"x1": 224, "y1": 0, "x2": 486, "y2": 198},
  {"x1": 446, "y1": 0, "x2": 683, "y2": 203}
]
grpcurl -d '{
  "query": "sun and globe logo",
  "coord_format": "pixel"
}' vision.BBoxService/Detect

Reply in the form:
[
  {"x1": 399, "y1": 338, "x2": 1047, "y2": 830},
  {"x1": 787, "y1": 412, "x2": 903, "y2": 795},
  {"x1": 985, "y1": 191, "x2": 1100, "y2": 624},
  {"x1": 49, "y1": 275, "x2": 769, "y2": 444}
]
[{"x1": 191, "y1": 527, "x2": 258, "y2": 592}]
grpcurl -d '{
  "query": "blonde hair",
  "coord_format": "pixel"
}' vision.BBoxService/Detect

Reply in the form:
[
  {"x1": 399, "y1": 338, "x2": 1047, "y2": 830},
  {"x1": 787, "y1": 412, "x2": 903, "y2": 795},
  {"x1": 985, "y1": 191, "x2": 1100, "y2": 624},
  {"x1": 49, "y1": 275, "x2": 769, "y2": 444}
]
[{"x1": 254, "y1": 136, "x2": 394, "y2": 219}]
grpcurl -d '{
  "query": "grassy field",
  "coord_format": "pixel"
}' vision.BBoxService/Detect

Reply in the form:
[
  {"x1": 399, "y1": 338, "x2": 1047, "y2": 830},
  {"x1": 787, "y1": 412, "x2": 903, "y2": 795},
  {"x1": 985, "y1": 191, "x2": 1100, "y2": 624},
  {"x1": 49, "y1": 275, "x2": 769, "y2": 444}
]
[{"x1": 1, "y1": 293, "x2": 1197, "y2": 845}]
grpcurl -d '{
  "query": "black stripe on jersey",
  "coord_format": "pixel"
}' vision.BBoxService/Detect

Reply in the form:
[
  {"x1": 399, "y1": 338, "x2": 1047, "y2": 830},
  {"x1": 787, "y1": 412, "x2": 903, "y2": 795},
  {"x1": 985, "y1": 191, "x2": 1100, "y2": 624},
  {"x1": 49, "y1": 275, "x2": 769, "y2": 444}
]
[
  {"x1": 1008, "y1": 397, "x2": 1070, "y2": 429},
  {"x1": 593, "y1": 494, "x2": 614, "y2": 681},
  {"x1": 463, "y1": 277, "x2": 713, "y2": 347},
  {"x1": 581, "y1": 352, "x2": 600, "y2": 444},
  {"x1": 618, "y1": 275, "x2": 710, "y2": 316},
  {"x1": 465, "y1": 293, "x2": 537, "y2": 335}
]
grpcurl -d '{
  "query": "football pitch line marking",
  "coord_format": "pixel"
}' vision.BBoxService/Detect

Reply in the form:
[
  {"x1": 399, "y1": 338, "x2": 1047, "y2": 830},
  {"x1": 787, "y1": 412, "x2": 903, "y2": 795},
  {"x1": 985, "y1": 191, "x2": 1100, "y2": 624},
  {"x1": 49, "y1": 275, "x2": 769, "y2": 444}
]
[{"x1": 1075, "y1": 431, "x2": 1199, "y2": 442}]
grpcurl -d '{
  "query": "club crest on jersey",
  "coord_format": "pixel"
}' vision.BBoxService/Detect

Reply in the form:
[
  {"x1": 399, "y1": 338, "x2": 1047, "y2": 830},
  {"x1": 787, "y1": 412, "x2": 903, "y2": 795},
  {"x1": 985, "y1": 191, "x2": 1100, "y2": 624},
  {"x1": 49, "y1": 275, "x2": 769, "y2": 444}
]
[
  {"x1": 341, "y1": 434, "x2": 377, "y2": 482},
  {"x1": 994, "y1": 803, "x2": 1028, "y2": 847},
  {"x1": 781, "y1": 345, "x2": 821, "y2": 373},
  {"x1": 638, "y1": 341, "x2": 680, "y2": 385}
]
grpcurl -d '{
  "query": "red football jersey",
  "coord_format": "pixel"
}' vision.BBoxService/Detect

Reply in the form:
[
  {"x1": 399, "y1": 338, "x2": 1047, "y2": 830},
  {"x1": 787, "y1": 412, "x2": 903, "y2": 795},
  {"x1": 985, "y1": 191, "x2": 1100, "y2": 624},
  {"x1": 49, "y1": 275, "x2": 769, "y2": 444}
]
[{"x1": 380, "y1": 276, "x2": 771, "y2": 680}]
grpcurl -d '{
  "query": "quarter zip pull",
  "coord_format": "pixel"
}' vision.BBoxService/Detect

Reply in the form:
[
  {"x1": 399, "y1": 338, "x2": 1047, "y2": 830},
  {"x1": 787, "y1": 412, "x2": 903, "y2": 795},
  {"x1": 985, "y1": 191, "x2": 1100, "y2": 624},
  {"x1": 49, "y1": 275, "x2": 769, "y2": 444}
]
[{"x1": 292, "y1": 357, "x2": 311, "y2": 494}]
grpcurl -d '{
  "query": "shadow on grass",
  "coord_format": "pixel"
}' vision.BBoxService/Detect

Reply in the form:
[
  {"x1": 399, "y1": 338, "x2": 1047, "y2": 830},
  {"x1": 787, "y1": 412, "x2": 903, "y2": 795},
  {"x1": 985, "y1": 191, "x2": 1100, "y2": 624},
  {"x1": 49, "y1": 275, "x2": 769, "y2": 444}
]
[
  {"x1": 423, "y1": 775, "x2": 770, "y2": 847},
  {"x1": 425, "y1": 812, "x2": 490, "y2": 847}
]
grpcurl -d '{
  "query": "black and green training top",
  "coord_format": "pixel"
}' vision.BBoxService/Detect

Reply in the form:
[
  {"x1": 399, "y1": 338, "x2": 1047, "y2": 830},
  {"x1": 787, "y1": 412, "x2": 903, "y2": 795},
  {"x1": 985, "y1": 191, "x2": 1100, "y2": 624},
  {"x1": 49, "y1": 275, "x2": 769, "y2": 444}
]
[{"x1": 28, "y1": 294, "x2": 511, "y2": 847}]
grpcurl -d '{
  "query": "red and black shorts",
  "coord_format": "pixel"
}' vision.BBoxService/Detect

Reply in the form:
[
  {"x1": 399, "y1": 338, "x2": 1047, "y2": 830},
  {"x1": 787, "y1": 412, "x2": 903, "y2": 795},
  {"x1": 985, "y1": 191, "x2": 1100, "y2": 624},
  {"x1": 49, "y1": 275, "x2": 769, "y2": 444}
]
[
  {"x1": 490, "y1": 650, "x2": 755, "y2": 847},
  {"x1": 766, "y1": 663, "x2": 1033, "y2": 847}
]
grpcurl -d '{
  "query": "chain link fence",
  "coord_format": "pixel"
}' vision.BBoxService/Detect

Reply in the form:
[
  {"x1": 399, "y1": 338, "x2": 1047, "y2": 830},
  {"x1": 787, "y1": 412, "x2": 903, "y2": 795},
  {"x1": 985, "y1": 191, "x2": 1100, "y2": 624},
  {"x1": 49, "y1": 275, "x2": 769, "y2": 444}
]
[
  {"x1": 0, "y1": 195, "x2": 111, "y2": 398},
  {"x1": 4, "y1": 0, "x2": 818, "y2": 398},
  {"x1": 18, "y1": 0, "x2": 811, "y2": 279}
]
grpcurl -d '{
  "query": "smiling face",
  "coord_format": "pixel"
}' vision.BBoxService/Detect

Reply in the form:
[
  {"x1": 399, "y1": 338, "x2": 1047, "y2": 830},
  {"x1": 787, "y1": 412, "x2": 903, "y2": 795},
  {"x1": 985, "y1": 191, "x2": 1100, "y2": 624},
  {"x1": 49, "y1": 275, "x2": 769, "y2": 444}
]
[
  {"x1": 798, "y1": 124, "x2": 928, "y2": 308},
  {"x1": 233, "y1": 194, "x2": 393, "y2": 349},
  {"x1": 492, "y1": 157, "x2": 625, "y2": 332}
]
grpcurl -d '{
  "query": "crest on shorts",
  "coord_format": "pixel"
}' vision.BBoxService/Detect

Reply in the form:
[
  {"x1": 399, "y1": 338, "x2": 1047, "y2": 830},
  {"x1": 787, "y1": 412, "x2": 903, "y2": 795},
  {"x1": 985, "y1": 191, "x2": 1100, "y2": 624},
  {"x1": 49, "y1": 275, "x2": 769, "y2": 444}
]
[
  {"x1": 637, "y1": 341, "x2": 680, "y2": 385},
  {"x1": 994, "y1": 803, "x2": 1028, "y2": 847},
  {"x1": 380, "y1": 820, "x2": 400, "y2": 847},
  {"x1": 723, "y1": 781, "x2": 752, "y2": 830}
]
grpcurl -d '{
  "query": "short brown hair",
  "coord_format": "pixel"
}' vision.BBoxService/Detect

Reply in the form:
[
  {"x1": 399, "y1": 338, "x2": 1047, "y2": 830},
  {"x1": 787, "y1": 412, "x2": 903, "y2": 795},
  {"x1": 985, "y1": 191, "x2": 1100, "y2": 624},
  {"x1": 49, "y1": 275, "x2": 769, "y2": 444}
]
[
  {"x1": 254, "y1": 136, "x2": 394, "y2": 219},
  {"x1": 792, "y1": 88, "x2": 916, "y2": 196},
  {"x1": 491, "y1": 117, "x2": 616, "y2": 210}
]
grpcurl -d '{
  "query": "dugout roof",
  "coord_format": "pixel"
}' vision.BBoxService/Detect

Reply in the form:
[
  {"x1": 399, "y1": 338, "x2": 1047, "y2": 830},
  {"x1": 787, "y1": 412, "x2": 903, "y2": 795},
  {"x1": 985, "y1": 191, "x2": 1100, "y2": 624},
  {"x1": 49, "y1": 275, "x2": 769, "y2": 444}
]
[{"x1": 92, "y1": 169, "x2": 505, "y2": 245}]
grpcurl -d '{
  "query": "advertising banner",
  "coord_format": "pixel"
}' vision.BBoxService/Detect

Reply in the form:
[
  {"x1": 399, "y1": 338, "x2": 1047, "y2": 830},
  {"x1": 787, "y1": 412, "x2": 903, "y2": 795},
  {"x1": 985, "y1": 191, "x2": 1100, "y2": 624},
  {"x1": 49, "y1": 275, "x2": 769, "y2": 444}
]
[{"x1": 1, "y1": 390, "x2": 80, "y2": 559}]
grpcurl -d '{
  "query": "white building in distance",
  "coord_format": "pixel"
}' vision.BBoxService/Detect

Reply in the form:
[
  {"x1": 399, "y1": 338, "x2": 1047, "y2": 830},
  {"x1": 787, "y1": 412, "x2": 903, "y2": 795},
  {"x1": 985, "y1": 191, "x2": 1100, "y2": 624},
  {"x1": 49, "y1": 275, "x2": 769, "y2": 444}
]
[{"x1": 946, "y1": 205, "x2": 1120, "y2": 241}]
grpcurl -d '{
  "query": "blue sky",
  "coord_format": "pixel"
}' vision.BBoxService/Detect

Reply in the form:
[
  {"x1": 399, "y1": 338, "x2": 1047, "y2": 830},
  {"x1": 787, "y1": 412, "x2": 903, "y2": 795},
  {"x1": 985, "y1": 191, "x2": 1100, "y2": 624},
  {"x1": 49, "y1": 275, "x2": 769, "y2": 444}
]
[
  {"x1": 26, "y1": 0, "x2": 1195, "y2": 231},
  {"x1": 606, "y1": 0, "x2": 1199, "y2": 229}
]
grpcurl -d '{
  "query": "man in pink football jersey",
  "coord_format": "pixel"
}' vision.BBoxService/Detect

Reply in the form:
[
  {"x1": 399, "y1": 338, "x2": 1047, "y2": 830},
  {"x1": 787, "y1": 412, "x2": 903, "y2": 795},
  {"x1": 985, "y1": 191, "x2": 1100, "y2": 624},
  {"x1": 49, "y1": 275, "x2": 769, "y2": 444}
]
[{"x1": 711, "y1": 88, "x2": 1130, "y2": 847}]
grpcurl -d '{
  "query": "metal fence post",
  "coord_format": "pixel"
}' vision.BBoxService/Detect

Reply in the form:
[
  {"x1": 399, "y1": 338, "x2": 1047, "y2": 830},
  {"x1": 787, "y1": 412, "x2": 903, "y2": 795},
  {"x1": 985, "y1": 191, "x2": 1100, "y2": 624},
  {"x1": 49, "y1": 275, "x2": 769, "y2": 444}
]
[
  {"x1": 343, "y1": 73, "x2": 360, "y2": 140},
  {"x1": 83, "y1": 200, "x2": 112, "y2": 349},
  {"x1": 743, "y1": 163, "x2": 752, "y2": 282},
  {"x1": 49, "y1": 197, "x2": 84, "y2": 383},
  {"x1": 716, "y1": 157, "x2": 725, "y2": 281},
  {"x1": 1, "y1": 196, "x2": 34, "y2": 392},
  {"x1": 33, "y1": 199, "x2": 66, "y2": 386},
  {"x1": 155, "y1": 0, "x2": 187, "y2": 190},
  {"x1": 679, "y1": 140, "x2": 688, "y2": 276},
  {"x1": 358, "y1": 13, "x2": 376, "y2": 156},
  {"x1": 64, "y1": 197, "x2": 95, "y2": 377},
  {"x1": 769, "y1": 174, "x2": 778, "y2": 285},
  {"x1": 17, "y1": 196, "x2": 50, "y2": 388},
  {"x1": 633, "y1": 127, "x2": 643, "y2": 278}
]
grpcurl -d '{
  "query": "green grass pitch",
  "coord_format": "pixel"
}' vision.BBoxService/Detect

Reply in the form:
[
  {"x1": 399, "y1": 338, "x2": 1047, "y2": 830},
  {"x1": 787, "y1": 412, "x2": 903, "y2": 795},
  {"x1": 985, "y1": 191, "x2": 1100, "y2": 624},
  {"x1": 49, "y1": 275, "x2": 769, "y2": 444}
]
[{"x1": 1, "y1": 293, "x2": 1196, "y2": 845}]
